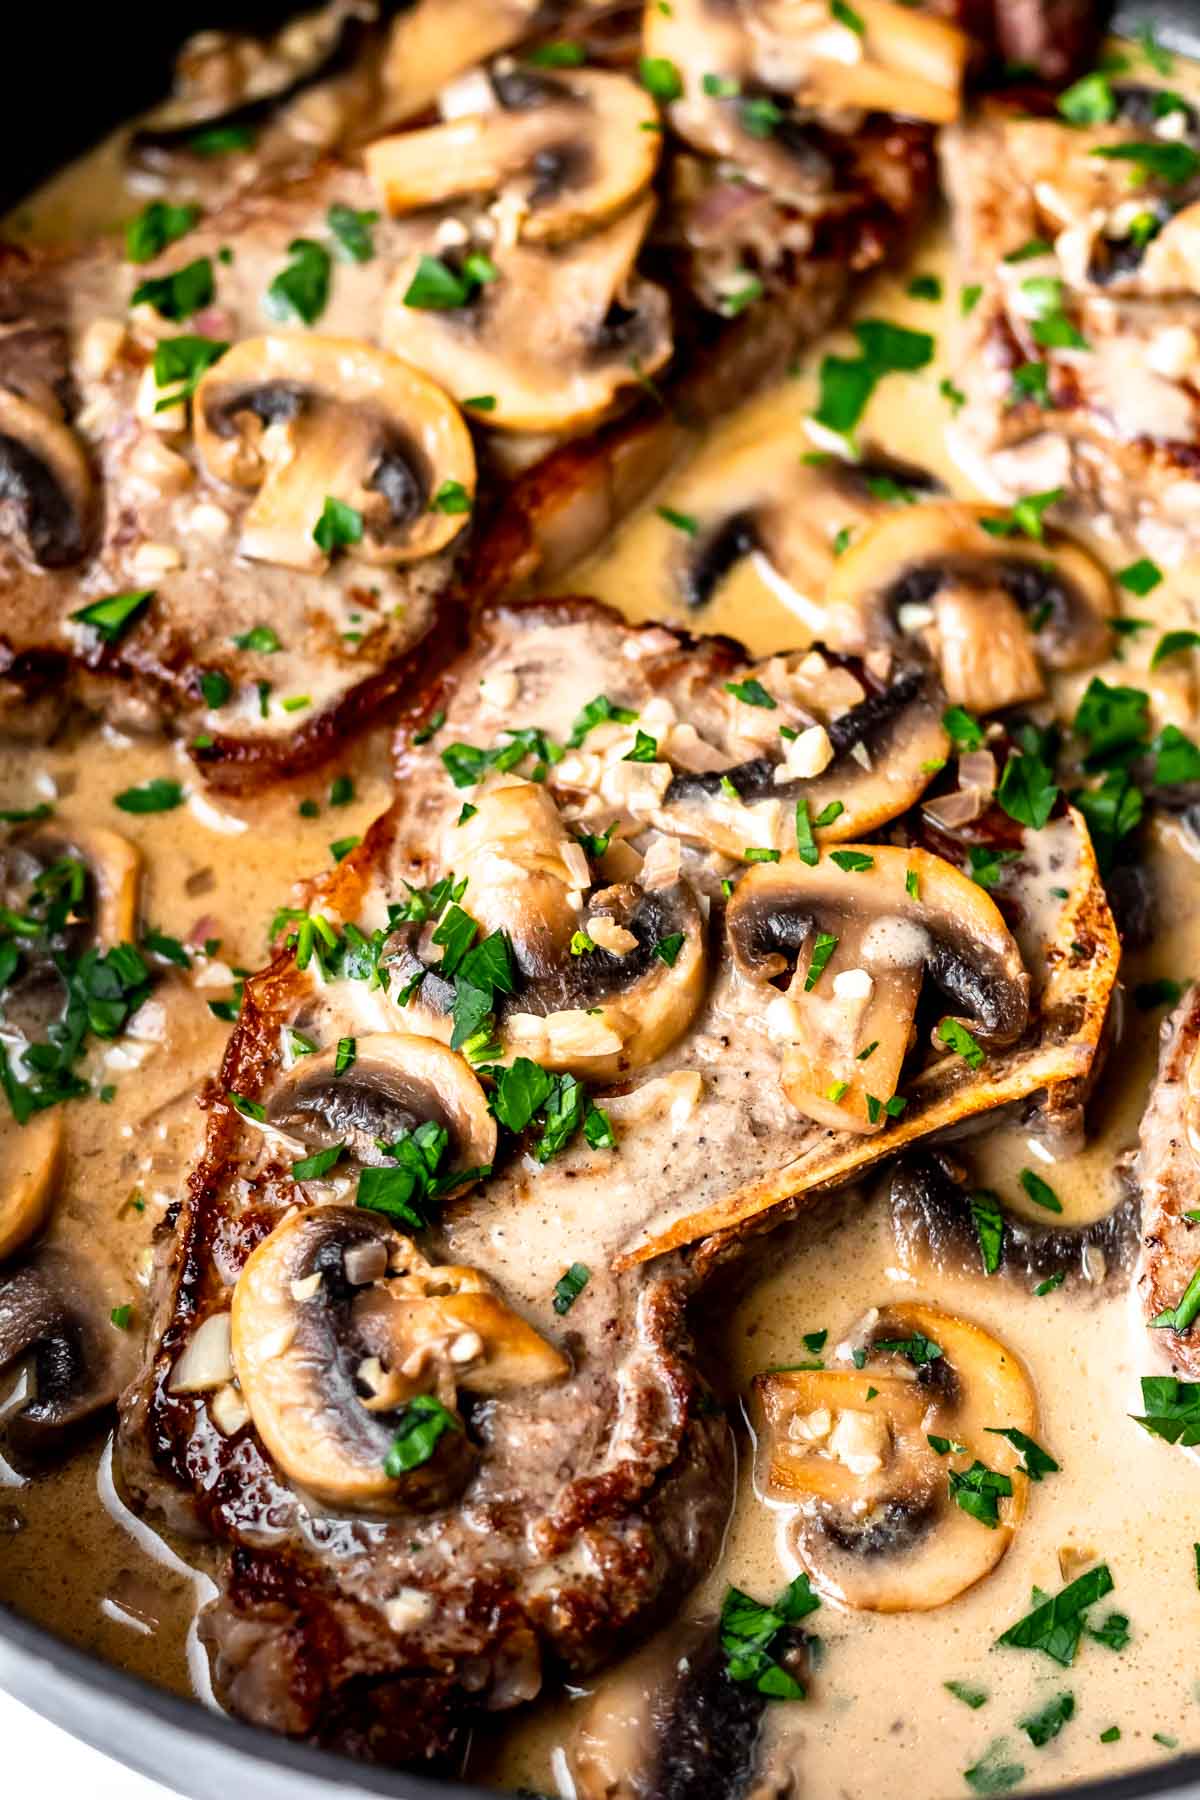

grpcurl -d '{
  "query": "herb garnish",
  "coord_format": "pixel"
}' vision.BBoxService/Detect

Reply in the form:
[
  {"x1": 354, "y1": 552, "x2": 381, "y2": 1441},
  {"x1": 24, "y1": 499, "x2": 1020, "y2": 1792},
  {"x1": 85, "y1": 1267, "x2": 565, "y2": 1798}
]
[
  {"x1": 71, "y1": 588, "x2": 153, "y2": 645},
  {"x1": 125, "y1": 200, "x2": 200, "y2": 264},
  {"x1": 995, "y1": 1563, "x2": 1114, "y2": 1665},
  {"x1": 265, "y1": 238, "x2": 331, "y2": 324},
  {"x1": 718, "y1": 1573, "x2": 819, "y2": 1700},
  {"x1": 553, "y1": 1262, "x2": 590, "y2": 1314},
  {"x1": 985, "y1": 1425, "x2": 1059, "y2": 1480},
  {"x1": 969, "y1": 1189, "x2": 1005, "y2": 1274},
  {"x1": 130, "y1": 257, "x2": 214, "y2": 321},
  {"x1": 949, "y1": 1459, "x2": 1013, "y2": 1528},
  {"x1": 327, "y1": 203, "x2": 378, "y2": 263},
  {"x1": 1018, "y1": 1168, "x2": 1062, "y2": 1213},
  {"x1": 814, "y1": 319, "x2": 934, "y2": 437},
  {"x1": 383, "y1": 1394, "x2": 460, "y2": 1475},
  {"x1": 1019, "y1": 1692, "x2": 1075, "y2": 1748}
]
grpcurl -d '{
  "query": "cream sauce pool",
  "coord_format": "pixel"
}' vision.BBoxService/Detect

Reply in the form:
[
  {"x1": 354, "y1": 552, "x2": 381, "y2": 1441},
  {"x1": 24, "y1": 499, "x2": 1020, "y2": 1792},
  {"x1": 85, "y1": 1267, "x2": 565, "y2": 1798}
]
[{"x1": 5, "y1": 47, "x2": 1200, "y2": 1798}]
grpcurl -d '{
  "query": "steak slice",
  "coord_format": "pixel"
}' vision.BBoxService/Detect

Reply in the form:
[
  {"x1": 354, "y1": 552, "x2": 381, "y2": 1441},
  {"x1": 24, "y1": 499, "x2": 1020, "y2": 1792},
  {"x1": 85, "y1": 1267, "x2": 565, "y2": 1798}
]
[
  {"x1": 942, "y1": 82, "x2": 1200, "y2": 557},
  {"x1": 1135, "y1": 985, "x2": 1200, "y2": 1375}
]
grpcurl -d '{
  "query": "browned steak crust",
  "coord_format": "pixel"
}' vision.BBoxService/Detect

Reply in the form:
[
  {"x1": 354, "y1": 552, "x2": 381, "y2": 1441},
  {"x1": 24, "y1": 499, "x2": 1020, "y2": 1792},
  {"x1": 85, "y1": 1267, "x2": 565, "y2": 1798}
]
[{"x1": 1136, "y1": 986, "x2": 1200, "y2": 1376}]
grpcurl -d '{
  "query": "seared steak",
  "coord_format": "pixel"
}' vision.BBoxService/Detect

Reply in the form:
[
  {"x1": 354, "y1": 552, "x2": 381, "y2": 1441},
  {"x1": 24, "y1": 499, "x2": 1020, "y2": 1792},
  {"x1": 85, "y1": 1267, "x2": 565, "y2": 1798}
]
[
  {"x1": 1135, "y1": 985, "x2": 1200, "y2": 1375},
  {"x1": 942, "y1": 81, "x2": 1200, "y2": 556}
]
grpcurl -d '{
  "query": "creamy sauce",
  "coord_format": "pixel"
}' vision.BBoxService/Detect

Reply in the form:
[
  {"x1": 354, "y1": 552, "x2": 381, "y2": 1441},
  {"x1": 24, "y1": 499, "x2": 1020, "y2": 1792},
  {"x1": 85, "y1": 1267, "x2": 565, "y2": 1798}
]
[{"x1": 5, "y1": 37, "x2": 1200, "y2": 1800}]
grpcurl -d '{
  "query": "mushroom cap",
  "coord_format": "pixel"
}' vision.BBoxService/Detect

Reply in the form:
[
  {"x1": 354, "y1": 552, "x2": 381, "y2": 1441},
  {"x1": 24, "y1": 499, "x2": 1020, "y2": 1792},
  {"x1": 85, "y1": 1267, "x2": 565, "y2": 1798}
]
[
  {"x1": 365, "y1": 69, "x2": 660, "y2": 246},
  {"x1": 0, "y1": 1244, "x2": 137, "y2": 1461},
  {"x1": 0, "y1": 1110, "x2": 63, "y2": 1265},
  {"x1": 193, "y1": 334, "x2": 476, "y2": 572},
  {"x1": 658, "y1": 660, "x2": 950, "y2": 859},
  {"x1": 266, "y1": 1032, "x2": 496, "y2": 1176},
  {"x1": 389, "y1": 779, "x2": 708, "y2": 1078},
  {"x1": 230, "y1": 1205, "x2": 566, "y2": 1513},
  {"x1": 0, "y1": 386, "x2": 94, "y2": 568},
  {"x1": 754, "y1": 1301, "x2": 1038, "y2": 1611},
  {"x1": 821, "y1": 502, "x2": 1115, "y2": 713},
  {"x1": 382, "y1": 198, "x2": 672, "y2": 433},
  {"x1": 726, "y1": 845, "x2": 1030, "y2": 1132}
]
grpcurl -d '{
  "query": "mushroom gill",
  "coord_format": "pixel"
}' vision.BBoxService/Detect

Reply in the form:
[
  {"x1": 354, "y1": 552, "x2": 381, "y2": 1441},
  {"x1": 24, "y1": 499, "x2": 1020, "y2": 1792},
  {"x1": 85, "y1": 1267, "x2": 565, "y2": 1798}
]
[
  {"x1": 229, "y1": 1205, "x2": 566, "y2": 1514},
  {"x1": 754, "y1": 1301, "x2": 1038, "y2": 1610},
  {"x1": 726, "y1": 845, "x2": 1029, "y2": 1132},
  {"x1": 388, "y1": 778, "x2": 707, "y2": 1077},
  {"x1": 193, "y1": 334, "x2": 476, "y2": 572}
]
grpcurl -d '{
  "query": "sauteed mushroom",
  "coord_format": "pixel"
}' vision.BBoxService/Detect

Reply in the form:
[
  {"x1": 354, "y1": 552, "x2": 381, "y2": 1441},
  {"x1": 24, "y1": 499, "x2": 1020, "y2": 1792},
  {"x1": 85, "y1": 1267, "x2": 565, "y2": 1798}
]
[
  {"x1": 570, "y1": 1616, "x2": 806, "y2": 1800},
  {"x1": 673, "y1": 443, "x2": 943, "y2": 613},
  {"x1": 377, "y1": 0, "x2": 560, "y2": 129},
  {"x1": 382, "y1": 198, "x2": 671, "y2": 432},
  {"x1": 888, "y1": 1153, "x2": 1141, "y2": 1293},
  {"x1": 0, "y1": 1245, "x2": 137, "y2": 1461},
  {"x1": 230, "y1": 1205, "x2": 566, "y2": 1513},
  {"x1": 645, "y1": 0, "x2": 967, "y2": 201},
  {"x1": 0, "y1": 1112, "x2": 63, "y2": 1264},
  {"x1": 266, "y1": 1032, "x2": 496, "y2": 1178},
  {"x1": 658, "y1": 659, "x2": 949, "y2": 858},
  {"x1": 754, "y1": 1302, "x2": 1037, "y2": 1610},
  {"x1": 0, "y1": 385, "x2": 94, "y2": 568},
  {"x1": 727, "y1": 846, "x2": 1029, "y2": 1131},
  {"x1": 820, "y1": 503, "x2": 1115, "y2": 714},
  {"x1": 130, "y1": 0, "x2": 376, "y2": 153},
  {"x1": 365, "y1": 68, "x2": 659, "y2": 245},
  {"x1": 193, "y1": 334, "x2": 476, "y2": 572},
  {"x1": 391, "y1": 780, "x2": 706, "y2": 1076}
]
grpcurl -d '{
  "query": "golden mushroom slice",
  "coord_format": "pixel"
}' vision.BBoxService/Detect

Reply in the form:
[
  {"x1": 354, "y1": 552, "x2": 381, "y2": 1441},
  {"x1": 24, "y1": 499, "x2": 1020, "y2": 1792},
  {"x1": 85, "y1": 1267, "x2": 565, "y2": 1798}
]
[
  {"x1": 365, "y1": 68, "x2": 660, "y2": 246},
  {"x1": 382, "y1": 198, "x2": 671, "y2": 433},
  {"x1": 655, "y1": 657, "x2": 949, "y2": 859},
  {"x1": 387, "y1": 778, "x2": 707, "y2": 1078},
  {"x1": 265, "y1": 1032, "x2": 496, "y2": 1182},
  {"x1": 726, "y1": 846, "x2": 1029, "y2": 1133},
  {"x1": 192, "y1": 334, "x2": 476, "y2": 573},
  {"x1": 753, "y1": 1302, "x2": 1039, "y2": 1611},
  {"x1": 0, "y1": 1111, "x2": 63, "y2": 1264},
  {"x1": 0, "y1": 386, "x2": 95, "y2": 569},
  {"x1": 231, "y1": 1205, "x2": 567, "y2": 1514},
  {"x1": 377, "y1": 0, "x2": 554, "y2": 129},
  {"x1": 820, "y1": 503, "x2": 1115, "y2": 716},
  {"x1": 645, "y1": 0, "x2": 967, "y2": 201}
]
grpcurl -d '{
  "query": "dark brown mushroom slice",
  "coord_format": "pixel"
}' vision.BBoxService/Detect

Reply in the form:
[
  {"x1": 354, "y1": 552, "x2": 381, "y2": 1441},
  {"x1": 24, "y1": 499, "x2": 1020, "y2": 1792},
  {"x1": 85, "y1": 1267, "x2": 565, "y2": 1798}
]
[
  {"x1": 266, "y1": 1033, "x2": 496, "y2": 1177},
  {"x1": 129, "y1": 0, "x2": 380, "y2": 155},
  {"x1": 661, "y1": 662, "x2": 949, "y2": 856},
  {"x1": 0, "y1": 386, "x2": 94, "y2": 568},
  {"x1": 888, "y1": 1152, "x2": 1140, "y2": 1291},
  {"x1": 570, "y1": 1616, "x2": 809, "y2": 1800},
  {"x1": 0, "y1": 1246, "x2": 136, "y2": 1462}
]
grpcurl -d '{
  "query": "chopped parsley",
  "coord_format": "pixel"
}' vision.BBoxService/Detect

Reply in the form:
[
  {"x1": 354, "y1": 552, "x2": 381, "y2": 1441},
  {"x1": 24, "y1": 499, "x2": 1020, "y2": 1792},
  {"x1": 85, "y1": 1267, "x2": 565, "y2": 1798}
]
[
  {"x1": 383, "y1": 1394, "x2": 460, "y2": 1475},
  {"x1": 71, "y1": 588, "x2": 153, "y2": 645},
  {"x1": 980, "y1": 488, "x2": 1062, "y2": 543},
  {"x1": 657, "y1": 504, "x2": 698, "y2": 534},
  {"x1": 996, "y1": 743, "x2": 1059, "y2": 831},
  {"x1": 1058, "y1": 71, "x2": 1116, "y2": 124},
  {"x1": 652, "y1": 932, "x2": 686, "y2": 967},
  {"x1": 814, "y1": 319, "x2": 934, "y2": 437},
  {"x1": 327, "y1": 203, "x2": 378, "y2": 263},
  {"x1": 967, "y1": 846, "x2": 1020, "y2": 892},
  {"x1": 874, "y1": 1331, "x2": 942, "y2": 1365},
  {"x1": 1091, "y1": 141, "x2": 1200, "y2": 186},
  {"x1": 830, "y1": 849, "x2": 873, "y2": 873},
  {"x1": 969, "y1": 1189, "x2": 1005, "y2": 1274},
  {"x1": 431, "y1": 479, "x2": 473, "y2": 515},
  {"x1": 945, "y1": 1680, "x2": 988, "y2": 1710},
  {"x1": 233, "y1": 625, "x2": 281, "y2": 654},
  {"x1": 995, "y1": 1563, "x2": 1114, "y2": 1665},
  {"x1": 152, "y1": 334, "x2": 228, "y2": 408},
  {"x1": 552, "y1": 1262, "x2": 590, "y2": 1314},
  {"x1": 114, "y1": 779, "x2": 184, "y2": 814},
  {"x1": 804, "y1": 931, "x2": 838, "y2": 991},
  {"x1": 125, "y1": 199, "x2": 200, "y2": 264},
  {"x1": 265, "y1": 238, "x2": 331, "y2": 325},
  {"x1": 938, "y1": 1019, "x2": 985, "y2": 1069},
  {"x1": 1149, "y1": 1261, "x2": 1200, "y2": 1334},
  {"x1": 1019, "y1": 1692, "x2": 1075, "y2": 1748},
  {"x1": 292, "y1": 1144, "x2": 345, "y2": 1181},
  {"x1": 949, "y1": 1459, "x2": 1013, "y2": 1528},
  {"x1": 718, "y1": 1573, "x2": 819, "y2": 1701},
  {"x1": 907, "y1": 273, "x2": 942, "y2": 301},
  {"x1": 964, "y1": 1747, "x2": 1025, "y2": 1794},
  {"x1": 638, "y1": 54, "x2": 684, "y2": 101},
  {"x1": 624, "y1": 729, "x2": 659, "y2": 763},
  {"x1": 943, "y1": 705, "x2": 984, "y2": 750},
  {"x1": 1151, "y1": 628, "x2": 1200, "y2": 670},
  {"x1": 985, "y1": 1425, "x2": 1059, "y2": 1481},
  {"x1": 1018, "y1": 1168, "x2": 1062, "y2": 1213},
  {"x1": 130, "y1": 256, "x2": 214, "y2": 320},
  {"x1": 725, "y1": 677, "x2": 776, "y2": 708},
  {"x1": 566, "y1": 693, "x2": 638, "y2": 747},
  {"x1": 1117, "y1": 557, "x2": 1162, "y2": 596}
]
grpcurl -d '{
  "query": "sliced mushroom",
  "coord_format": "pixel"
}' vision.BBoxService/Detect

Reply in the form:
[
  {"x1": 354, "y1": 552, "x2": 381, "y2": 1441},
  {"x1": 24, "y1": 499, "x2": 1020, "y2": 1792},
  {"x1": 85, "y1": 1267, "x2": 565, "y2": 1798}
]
[
  {"x1": 646, "y1": 0, "x2": 966, "y2": 202},
  {"x1": 0, "y1": 1111, "x2": 63, "y2": 1265},
  {"x1": 657, "y1": 658, "x2": 949, "y2": 859},
  {"x1": 726, "y1": 846, "x2": 1030, "y2": 1132},
  {"x1": 230, "y1": 1205, "x2": 565, "y2": 1513},
  {"x1": 0, "y1": 1244, "x2": 137, "y2": 1461},
  {"x1": 366, "y1": 69, "x2": 659, "y2": 246},
  {"x1": 569, "y1": 1616, "x2": 806, "y2": 1800},
  {"x1": 388, "y1": 778, "x2": 707, "y2": 1076},
  {"x1": 888, "y1": 1153, "x2": 1140, "y2": 1293},
  {"x1": 130, "y1": 0, "x2": 375, "y2": 152},
  {"x1": 819, "y1": 503, "x2": 1115, "y2": 714},
  {"x1": 673, "y1": 441, "x2": 944, "y2": 613},
  {"x1": 754, "y1": 1302, "x2": 1037, "y2": 1610},
  {"x1": 0, "y1": 385, "x2": 94, "y2": 568},
  {"x1": 193, "y1": 334, "x2": 476, "y2": 573},
  {"x1": 377, "y1": 0, "x2": 556, "y2": 130},
  {"x1": 0, "y1": 820, "x2": 142, "y2": 1042},
  {"x1": 265, "y1": 1032, "x2": 496, "y2": 1178},
  {"x1": 382, "y1": 197, "x2": 671, "y2": 432}
]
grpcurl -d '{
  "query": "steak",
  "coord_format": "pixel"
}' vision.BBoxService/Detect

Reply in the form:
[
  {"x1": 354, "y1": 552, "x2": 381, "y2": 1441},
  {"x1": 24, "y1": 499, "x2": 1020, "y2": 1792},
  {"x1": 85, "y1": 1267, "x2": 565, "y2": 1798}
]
[{"x1": 1135, "y1": 985, "x2": 1200, "y2": 1375}]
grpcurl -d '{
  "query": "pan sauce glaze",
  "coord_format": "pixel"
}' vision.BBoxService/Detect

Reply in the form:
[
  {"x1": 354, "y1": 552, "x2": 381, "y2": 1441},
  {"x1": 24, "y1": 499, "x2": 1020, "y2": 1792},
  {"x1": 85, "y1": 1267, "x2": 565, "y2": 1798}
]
[{"x1": 4, "y1": 41, "x2": 1200, "y2": 1799}]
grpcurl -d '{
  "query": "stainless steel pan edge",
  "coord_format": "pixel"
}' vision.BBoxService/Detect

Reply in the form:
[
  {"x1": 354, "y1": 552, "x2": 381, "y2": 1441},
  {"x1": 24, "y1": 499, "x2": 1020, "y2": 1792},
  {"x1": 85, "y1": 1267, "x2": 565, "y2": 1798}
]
[{"x1": 3, "y1": 1, "x2": 1200, "y2": 1795}]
